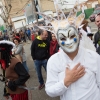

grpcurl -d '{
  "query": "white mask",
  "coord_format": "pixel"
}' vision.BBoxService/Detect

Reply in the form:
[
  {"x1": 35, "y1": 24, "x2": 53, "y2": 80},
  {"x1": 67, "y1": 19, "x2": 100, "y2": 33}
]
[{"x1": 57, "y1": 26, "x2": 79, "y2": 53}]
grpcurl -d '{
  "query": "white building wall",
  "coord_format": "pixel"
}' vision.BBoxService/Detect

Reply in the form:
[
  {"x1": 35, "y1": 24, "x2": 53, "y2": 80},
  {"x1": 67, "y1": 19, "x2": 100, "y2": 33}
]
[
  {"x1": 92, "y1": 1, "x2": 98, "y2": 8},
  {"x1": 13, "y1": 20, "x2": 26, "y2": 29}
]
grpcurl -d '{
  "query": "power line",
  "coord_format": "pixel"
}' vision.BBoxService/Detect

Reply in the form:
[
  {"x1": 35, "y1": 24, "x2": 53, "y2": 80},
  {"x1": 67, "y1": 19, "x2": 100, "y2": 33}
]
[
  {"x1": 9, "y1": 0, "x2": 31, "y2": 15},
  {"x1": 16, "y1": 0, "x2": 31, "y2": 14}
]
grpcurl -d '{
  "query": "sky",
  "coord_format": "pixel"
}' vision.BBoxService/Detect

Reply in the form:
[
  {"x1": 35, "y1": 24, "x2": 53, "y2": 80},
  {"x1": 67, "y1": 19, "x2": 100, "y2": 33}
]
[
  {"x1": 58, "y1": 0, "x2": 88, "y2": 8},
  {"x1": 67, "y1": 0, "x2": 87, "y2": 3},
  {"x1": 58, "y1": 0, "x2": 88, "y2": 3}
]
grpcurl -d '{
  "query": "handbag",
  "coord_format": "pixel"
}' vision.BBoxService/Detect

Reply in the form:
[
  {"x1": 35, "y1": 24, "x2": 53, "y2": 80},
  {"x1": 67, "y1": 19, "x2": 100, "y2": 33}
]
[{"x1": 15, "y1": 54, "x2": 22, "y2": 63}]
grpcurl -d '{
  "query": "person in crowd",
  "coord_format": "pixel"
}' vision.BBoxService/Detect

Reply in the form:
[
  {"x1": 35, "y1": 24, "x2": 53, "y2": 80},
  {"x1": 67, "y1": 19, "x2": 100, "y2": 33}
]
[
  {"x1": 44, "y1": 1, "x2": 100, "y2": 100},
  {"x1": 47, "y1": 31, "x2": 52, "y2": 42},
  {"x1": 20, "y1": 30, "x2": 26, "y2": 42},
  {"x1": 24, "y1": 28, "x2": 28, "y2": 41},
  {"x1": 0, "y1": 40, "x2": 30, "y2": 100},
  {"x1": 31, "y1": 29, "x2": 49, "y2": 90},
  {"x1": 12, "y1": 31, "x2": 16, "y2": 40},
  {"x1": 94, "y1": 13, "x2": 100, "y2": 54},
  {"x1": 31, "y1": 30, "x2": 37, "y2": 41},
  {"x1": 0, "y1": 31, "x2": 4, "y2": 40},
  {"x1": 49, "y1": 33, "x2": 59, "y2": 56},
  {"x1": 15, "y1": 33, "x2": 21, "y2": 39},
  {"x1": 47, "y1": 23, "x2": 52, "y2": 42},
  {"x1": 26, "y1": 28, "x2": 31, "y2": 40},
  {"x1": 31, "y1": 27, "x2": 34, "y2": 34},
  {"x1": 3, "y1": 33, "x2": 10, "y2": 40},
  {"x1": 9, "y1": 31, "x2": 15, "y2": 42},
  {"x1": 12, "y1": 37, "x2": 29, "y2": 72}
]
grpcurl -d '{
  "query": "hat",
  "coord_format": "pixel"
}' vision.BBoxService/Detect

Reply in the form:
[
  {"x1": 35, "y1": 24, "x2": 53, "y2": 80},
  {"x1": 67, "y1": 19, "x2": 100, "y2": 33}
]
[
  {"x1": 86, "y1": 26, "x2": 93, "y2": 36},
  {"x1": 0, "y1": 40, "x2": 15, "y2": 69},
  {"x1": 13, "y1": 36, "x2": 21, "y2": 43},
  {"x1": 87, "y1": 33, "x2": 93, "y2": 36},
  {"x1": 0, "y1": 40, "x2": 15, "y2": 50},
  {"x1": 35, "y1": 0, "x2": 85, "y2": 36}
]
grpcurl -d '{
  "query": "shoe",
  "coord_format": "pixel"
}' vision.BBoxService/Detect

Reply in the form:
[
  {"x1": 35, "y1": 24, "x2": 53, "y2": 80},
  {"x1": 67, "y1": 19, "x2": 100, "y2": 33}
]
[{"x1": 38, "y1": 84, "x2": 45, "y2": 90}]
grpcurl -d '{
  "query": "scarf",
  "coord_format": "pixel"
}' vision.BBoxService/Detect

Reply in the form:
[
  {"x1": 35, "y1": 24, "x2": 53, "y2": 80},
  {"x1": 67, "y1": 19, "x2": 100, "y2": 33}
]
[{"x1": 50, "y1": 40, "x2": 58, "y2": 56}]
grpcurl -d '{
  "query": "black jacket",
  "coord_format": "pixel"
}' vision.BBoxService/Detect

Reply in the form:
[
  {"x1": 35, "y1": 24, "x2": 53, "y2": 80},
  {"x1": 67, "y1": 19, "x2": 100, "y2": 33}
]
[
  {"x1": 8, "y1": 62, "x2": 30, "y2": 91},
  {"x1": 94, "y1": 31, "x2": 100, "y2": 54},
  {"x1": 31, "y1": 36, "x2": 50, "y2": 60},
  {"x1": 94, "y1": 31, "x2": 100, "y2": 48}
]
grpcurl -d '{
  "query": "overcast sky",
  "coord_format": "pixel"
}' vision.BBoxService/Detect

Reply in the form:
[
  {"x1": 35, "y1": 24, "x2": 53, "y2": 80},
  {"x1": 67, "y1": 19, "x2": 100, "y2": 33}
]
[
  {"x1": 58, "y1": 0, "x2": 88, "y2": 8},
  {"x1": 66, "y1": 0, "x2": 87, "y2": 3}
]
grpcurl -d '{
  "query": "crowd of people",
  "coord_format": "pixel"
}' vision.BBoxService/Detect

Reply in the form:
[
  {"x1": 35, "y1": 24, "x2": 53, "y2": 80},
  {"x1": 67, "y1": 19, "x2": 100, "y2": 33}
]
[
  {"x1": 0, "y1": 26, "x2": 60, "y2": 99},
  {"x1": 1, "y1": 1, "x2": 100, "y2": 100},
  {"x1": 0, "y1": 16, "x2": 100, "y2": 99}
]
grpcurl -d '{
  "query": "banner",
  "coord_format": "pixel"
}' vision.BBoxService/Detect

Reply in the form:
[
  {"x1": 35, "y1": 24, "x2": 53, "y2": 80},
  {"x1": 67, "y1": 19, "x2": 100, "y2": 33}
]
[
  {"x1": 25, "y1": 3, "x2": 35, "y2": 24},
  {"x1": 25, "y1": 0, "x2": 41, "y2": 24}
]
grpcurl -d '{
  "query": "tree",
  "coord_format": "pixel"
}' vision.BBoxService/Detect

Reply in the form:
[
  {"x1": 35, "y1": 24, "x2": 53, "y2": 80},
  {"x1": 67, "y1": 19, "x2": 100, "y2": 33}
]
[{"x1": 0, "y1": 4, "x2": 12, "y2": 27}]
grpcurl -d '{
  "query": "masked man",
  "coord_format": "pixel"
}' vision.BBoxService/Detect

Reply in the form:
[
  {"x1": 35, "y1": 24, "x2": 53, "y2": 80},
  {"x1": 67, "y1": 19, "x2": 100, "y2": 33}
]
[{"x1": 42, "y1": 0, "x2": 100, "y2": 100}]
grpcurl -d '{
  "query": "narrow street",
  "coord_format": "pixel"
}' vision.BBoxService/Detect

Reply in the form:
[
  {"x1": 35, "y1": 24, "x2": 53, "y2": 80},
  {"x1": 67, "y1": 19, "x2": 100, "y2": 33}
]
[{"x1": 0, "y1": 22, "x2": 98, "y2": 100}]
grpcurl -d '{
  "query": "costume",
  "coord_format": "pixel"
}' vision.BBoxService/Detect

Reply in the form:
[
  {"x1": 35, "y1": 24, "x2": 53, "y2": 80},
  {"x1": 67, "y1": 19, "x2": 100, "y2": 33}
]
[
  {"x1": 46, "y1": 46, "x2": 100, "y2": 100},
  {"x1": 78, "y1": 20, "x2": 96, "y2": 52},
  {"x1": 0, "y1": 40, "x2": 30, "y2": 100},
  {"x1": 35, "y1": 0, "x2": 100, "y2": 100}
]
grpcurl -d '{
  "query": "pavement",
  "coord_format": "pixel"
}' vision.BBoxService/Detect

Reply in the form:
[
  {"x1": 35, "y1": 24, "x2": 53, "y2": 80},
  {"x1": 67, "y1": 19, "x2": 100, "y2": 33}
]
[{"x1": 0, "y1": 21, "x2": 98, "y2": 100}]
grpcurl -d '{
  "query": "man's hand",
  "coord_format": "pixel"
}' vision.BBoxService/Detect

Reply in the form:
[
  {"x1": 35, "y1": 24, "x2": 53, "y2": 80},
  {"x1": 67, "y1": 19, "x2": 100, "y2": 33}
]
[{"x1": 64, "y1": 63, "x2": 85, "y2": 87}]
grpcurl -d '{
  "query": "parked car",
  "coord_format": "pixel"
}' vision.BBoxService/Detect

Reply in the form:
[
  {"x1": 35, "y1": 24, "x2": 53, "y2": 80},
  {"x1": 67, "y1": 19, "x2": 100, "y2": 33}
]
[{"x1": 89, "y1": 7, "x2": 100, "y2": 22}]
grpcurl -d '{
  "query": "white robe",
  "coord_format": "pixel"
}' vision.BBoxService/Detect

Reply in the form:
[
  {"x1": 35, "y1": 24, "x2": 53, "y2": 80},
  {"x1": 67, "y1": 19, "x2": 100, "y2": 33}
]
[
  {"x1": 45, "y1": 46, "x2": 100, "y2": 100},
  {"x1": 79, "y1": 28, "x2": 96, "y2": 52}
]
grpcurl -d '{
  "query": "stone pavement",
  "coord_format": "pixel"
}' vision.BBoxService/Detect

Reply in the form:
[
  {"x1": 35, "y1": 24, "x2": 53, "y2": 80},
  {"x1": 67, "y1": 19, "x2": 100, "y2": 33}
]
[{"x1": 0, "y1": 41, "x2": 59, "y2": 100}]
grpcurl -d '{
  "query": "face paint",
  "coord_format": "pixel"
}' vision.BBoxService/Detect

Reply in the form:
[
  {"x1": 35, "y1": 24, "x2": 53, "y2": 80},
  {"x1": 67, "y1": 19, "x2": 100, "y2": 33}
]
[
  {"x1": 57, "y1": 26, "x2": 79, "y2": 53},
  {"x1": 74, "y1": 38, "x2": 77, "y2": 42},
  {"x1": 61, "y1": 41, "x2": 65, "y2": 45}
]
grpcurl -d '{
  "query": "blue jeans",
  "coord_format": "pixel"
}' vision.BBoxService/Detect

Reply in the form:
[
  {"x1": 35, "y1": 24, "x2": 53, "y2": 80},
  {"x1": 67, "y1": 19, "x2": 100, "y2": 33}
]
[
  {"x1": 22, "y1": 61, "x2": 29, "y2": 72},
  {"x1": 34, "y1": 59, "x2": 47, "y2": 85}
]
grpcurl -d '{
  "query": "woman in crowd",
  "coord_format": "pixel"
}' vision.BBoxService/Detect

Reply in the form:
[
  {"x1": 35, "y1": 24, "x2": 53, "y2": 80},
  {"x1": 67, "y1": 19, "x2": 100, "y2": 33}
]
[
  {"x1": 12, "y1": 36, "x2": 29, "y2": 72},
  {"x1": 20, "y1": 30, "x2": 26, "y2": 42},
  {"x1": 49, "y1": 33, "x2": 59, "y2": 56},
  {"x1": 31, "y1": 30, "x2": 37, "y2": 41}
]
